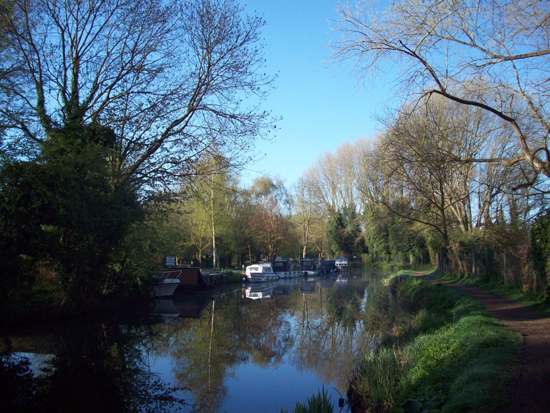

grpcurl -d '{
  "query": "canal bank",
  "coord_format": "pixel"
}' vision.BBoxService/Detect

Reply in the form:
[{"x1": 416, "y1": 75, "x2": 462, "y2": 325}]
[
  {"x1": 346, "y1": 272, "x2": 522, "y2": 413},
  {"x1": 414, "y1": 271, "x2": 550, "y2": 413}
]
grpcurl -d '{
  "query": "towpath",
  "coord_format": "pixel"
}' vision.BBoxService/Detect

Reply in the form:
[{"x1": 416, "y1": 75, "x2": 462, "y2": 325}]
[{"x1": 412, "y1": 272, "x2": 550, "y2": 413}]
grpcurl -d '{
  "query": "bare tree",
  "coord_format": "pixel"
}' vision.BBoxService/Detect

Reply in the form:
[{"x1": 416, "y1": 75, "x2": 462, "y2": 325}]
[
  {"x1": 303, "y1": 142, "x2": 359, "y2": 215},
  {"x1": 291, "y1": 176, "x2": 322, "y2": 258},
  {"x1": 370, "y1": 95, "x2": 536, "y2": 253},
  {"x1": 0, "y1": 0, "x2": 276, "y2": 187},
  {"x1": 331, "y1": 0, "x2": 550, "y2": 184}
]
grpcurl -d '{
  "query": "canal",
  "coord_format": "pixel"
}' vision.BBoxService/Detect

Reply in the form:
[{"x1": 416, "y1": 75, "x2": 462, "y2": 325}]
[{"x1": 1, "y1": 270, "x2": 394, "y2": 412}]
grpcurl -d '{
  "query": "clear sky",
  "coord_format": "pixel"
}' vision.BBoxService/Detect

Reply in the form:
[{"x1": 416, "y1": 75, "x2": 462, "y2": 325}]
[{"x1": 239, "y1": 0, "x2": 393, "y2": 188}]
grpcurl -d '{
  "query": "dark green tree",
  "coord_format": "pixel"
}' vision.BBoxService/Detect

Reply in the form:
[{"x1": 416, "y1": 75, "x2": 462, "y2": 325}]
[
  {"x1": 0, "y1": 122, "x2": 142, "y2": 309},
  {"x1": 327, "y1": 204, "x2": 363, "y2": 257},
  {"x1": 532, "y1": 210, "x2": 550, "y2": 296}
]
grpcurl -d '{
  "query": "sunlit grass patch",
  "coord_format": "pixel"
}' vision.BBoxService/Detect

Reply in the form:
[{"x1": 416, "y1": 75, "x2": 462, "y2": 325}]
[
  {"x1": 350, "y1": 348, "x2": 411, "y2": 412},
  {"x1": 350, "y1": 276, "x2": 522, "y2": 413}
]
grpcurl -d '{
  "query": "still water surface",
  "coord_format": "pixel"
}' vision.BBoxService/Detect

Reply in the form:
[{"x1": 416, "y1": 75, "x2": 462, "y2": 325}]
[{"x1": 2, "y1": 270, "x2": 390, "y2": 412}]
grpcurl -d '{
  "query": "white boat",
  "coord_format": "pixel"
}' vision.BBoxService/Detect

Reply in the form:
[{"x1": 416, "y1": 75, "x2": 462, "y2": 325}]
[
  {"x1": 152, "y1": 269, "x2": 181, "y2": 297},
  {"x1": 335, "y1": 257, "x2": 349, "y2": 272},
  {"x1": 244, "y1": 262, "x2": 279, "y2": 283}
]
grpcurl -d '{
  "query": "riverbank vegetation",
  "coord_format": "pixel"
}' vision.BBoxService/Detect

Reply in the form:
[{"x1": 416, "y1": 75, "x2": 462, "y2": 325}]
[
  {"x1": 348, "y1": 274, "x2": 522, "y2": 412},
  {"x1": 2, "y1": 0, "x2": 550, "y2": 330}
]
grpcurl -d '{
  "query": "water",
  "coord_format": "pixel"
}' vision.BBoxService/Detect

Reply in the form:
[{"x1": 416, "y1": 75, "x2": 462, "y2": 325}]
[{"x1": 1, "y1": 271, "x2": 389, "y2": 413}]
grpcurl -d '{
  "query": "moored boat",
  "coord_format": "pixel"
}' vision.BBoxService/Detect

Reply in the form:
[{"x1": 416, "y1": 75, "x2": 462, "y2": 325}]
[
  {"x1": 300, "y1": 258, "x2": 317, "y2": 275},
  {"x1": 273, "y1": 258, "x2": 302, "y2": 279},
  {"x1": 244, "y1": 261, "x2": 279, "y2": 283},
  {"x1": 335, "y1": 256, "x2": 349, "y2": 271},
  {"x1": 318, "y1": 259, "x2": 336, "y2": 275},
  {"x1": 153, "y1": 271, "x2": 181, "y2": 297}
]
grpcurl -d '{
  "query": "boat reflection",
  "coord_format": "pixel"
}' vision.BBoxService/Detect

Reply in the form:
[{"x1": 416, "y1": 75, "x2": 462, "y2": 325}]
[
  {"x1": 151, "y1": 294, "x2": 215, "y2": 323},
  {"x1": 244, "y1": 282, "x2": 274, "y2": 300},
  {"x1": 244, "y1": 277, "x2": 321, "y2": 300},
  {"x1": 150, "y1": 299, "x2": 180, "y2": 324},
  {"x1": 300, "y1": 279, "x2": 318, "y2": 294}
]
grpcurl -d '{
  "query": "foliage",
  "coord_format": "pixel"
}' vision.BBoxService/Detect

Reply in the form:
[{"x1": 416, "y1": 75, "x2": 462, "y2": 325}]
[
  {"x1": 0, "y1": 0, "x2": 277, "y2": 314},
  {"x1": 327, "y1": 205, "x2": 363, "y2": 257},
  {"x1": 532, "y1": 210, "x2": 550, "y2": 292},
  {"x1": 363, "y1": 203, "x2": 428, "y2": 264},
  {"x1": 248, "y1": 175, "x2": 293, "y2": 260}
]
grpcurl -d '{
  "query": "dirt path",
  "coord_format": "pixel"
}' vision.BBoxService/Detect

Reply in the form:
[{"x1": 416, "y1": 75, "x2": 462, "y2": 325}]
[{"x1": 412, "y1": 272, "x2": 550, "y2": 413}]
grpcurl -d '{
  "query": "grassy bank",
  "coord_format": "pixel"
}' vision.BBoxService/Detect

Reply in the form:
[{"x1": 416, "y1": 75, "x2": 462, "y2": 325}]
[
  {"x1": 348, "y1": 274, "x2": 522, "y2": 413},
  {"x1": 351, "y1": 262, "x2": 433, "y2": 272}
]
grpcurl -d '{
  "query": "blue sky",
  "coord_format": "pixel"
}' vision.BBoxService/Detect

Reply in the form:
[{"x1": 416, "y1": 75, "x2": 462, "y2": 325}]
[{"x1": 239, "y1": 0, "x2": 393, "y2": 188}]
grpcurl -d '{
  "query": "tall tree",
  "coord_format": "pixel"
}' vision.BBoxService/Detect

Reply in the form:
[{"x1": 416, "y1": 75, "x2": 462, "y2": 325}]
[
  {"x1": 291, "y1": 177, "x2": 321, "y2": 258},
  {"x1": 0, "y1": 0, "x2": 276, "y2": 304},
  {"x1": 1, "y1": 0, "x2": 276, "y2": 186},
  {"x1": 248, "y1": 175, "x2": 291, "y2": 260}
]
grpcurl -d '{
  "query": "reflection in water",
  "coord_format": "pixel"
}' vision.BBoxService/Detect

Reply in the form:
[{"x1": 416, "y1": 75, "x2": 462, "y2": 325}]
[
  {"x1": 0, "y1": 321, "x2": 187, "y2": 413},
  {"x1": 2, "y1": 271, "x2": 396, "y2": 413}
]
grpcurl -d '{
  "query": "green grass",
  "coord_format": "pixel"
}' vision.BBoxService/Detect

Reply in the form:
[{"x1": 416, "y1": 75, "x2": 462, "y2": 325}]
[{"x1": 349, "y1": 276, "x2": 522, "y2": 413}]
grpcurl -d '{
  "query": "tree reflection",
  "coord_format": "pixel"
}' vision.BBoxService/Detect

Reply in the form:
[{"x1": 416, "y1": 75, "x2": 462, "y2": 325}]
[
  {"x1": 0, "y1": 352, "x2": 42, "y2": 412},
  {"x1": 136, "y1": 273, "x2": 400, "y2": 412},
  {"x1": 1, "y1": 321, "x2": 186, "y2": 413},
  {"x1": 147, "y1": 291, "x2": 294, "y2": 412},
  {"x1": 325, "y1": 283, "x2": 366, "y2": 328}
]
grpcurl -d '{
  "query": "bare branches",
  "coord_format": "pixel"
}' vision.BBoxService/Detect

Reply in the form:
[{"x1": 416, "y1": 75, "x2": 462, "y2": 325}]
[{"x1": 330, "y1": 0, "x2": 550, "y2": 181}]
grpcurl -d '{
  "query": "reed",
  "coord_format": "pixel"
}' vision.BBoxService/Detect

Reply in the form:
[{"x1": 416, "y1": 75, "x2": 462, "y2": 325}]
[{"x1": 280, "y1": 387, "x2": 334, "y2": 413}]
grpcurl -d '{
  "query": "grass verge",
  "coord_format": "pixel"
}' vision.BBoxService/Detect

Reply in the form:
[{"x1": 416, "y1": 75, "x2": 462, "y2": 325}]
[{"x1": 349, "y1": 275, "x2": 522, "y2": 413}]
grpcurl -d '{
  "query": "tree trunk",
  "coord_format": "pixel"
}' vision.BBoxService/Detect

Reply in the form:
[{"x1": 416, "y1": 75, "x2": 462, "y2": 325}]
[{"x1": 211, "y1": 170, "x2": 217, "y2": 269}]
